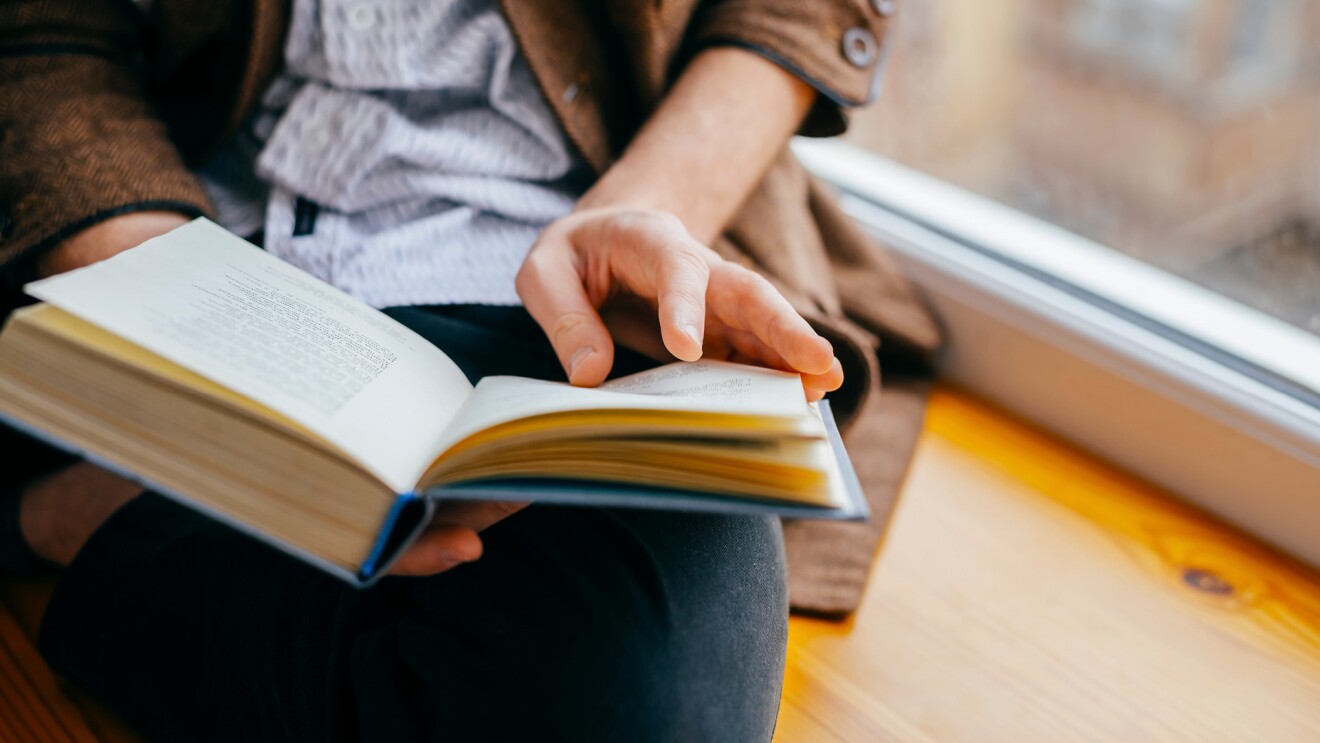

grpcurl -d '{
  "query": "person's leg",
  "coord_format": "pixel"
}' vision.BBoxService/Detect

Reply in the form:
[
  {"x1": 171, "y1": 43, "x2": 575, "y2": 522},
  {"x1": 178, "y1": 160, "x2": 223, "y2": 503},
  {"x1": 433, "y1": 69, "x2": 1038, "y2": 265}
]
[
  {"x1": 40, "y1": 498, "x2": 786, "y2": 742},
  {"x1": 350, "y1": 506, "x2": 787, "y2": 742},
  {"x1": 34, "y1": 305, "x2": 788, "y2": 742}
]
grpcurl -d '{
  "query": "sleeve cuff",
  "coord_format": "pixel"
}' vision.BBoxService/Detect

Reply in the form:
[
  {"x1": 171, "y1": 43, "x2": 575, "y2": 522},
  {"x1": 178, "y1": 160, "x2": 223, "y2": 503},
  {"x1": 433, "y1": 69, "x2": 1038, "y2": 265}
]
[
  {"x1": 0, "y1": 54, "x2": 213, "y2": 292},
  {"x1": 0, "y1": 200, "x2": 208, "y2": 315},
  {"x1": 689, "y1": 0, "x2": 896, "y2": 137}
]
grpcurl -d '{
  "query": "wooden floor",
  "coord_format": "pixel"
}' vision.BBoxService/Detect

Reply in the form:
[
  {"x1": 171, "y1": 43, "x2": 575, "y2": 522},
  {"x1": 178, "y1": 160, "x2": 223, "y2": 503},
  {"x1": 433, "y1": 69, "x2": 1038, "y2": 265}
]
[
  {"x1": 773, "y1": 387, "x2": 1320, "y2": 742},
  {"x1": 0, "y1": 385, "x2": 1316, "y2": 741}
]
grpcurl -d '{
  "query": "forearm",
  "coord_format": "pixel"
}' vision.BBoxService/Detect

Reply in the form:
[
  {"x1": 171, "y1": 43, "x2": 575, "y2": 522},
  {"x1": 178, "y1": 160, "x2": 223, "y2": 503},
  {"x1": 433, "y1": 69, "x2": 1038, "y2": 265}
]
[{"x1": 577, "y1": 47, "x2": 816, "y2": 244}]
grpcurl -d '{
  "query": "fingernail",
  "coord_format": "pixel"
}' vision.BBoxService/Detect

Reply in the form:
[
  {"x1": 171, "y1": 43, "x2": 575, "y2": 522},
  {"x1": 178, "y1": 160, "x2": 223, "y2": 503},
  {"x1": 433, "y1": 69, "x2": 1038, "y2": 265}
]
[
  {"x1": 682, "y1": 323, "x2": 702, "y2": 348},
  {"x1": 569, "y1": 346, "x2": 596, "y2": 378}
]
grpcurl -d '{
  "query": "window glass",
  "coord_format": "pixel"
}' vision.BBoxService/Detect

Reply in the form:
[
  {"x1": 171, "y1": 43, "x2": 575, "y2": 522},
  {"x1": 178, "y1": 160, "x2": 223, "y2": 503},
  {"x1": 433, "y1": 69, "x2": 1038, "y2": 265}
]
[{"x1": 848, "y1": 0, "x2": 1320, "y2": 335}]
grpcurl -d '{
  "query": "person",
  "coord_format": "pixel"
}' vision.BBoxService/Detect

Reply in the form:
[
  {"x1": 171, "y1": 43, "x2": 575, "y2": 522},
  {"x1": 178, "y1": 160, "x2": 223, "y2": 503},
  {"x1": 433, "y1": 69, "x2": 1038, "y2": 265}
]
[{"x1": 0, "y1": 0, "x2": 934, "y2": 740}]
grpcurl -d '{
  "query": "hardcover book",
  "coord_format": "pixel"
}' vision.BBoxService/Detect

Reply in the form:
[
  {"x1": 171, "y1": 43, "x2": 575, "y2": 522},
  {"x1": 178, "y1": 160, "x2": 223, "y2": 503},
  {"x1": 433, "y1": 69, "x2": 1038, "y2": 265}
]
[{"x1": 0, "y1": 219, "x2": 866, "y2": 585}]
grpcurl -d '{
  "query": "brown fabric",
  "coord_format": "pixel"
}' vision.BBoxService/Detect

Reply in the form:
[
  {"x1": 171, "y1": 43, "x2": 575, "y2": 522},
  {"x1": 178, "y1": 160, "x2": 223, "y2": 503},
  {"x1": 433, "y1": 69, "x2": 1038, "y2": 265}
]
[
  {"x1": 0, "y1": 0, "x2": 215, "y2": 289},
  {"x1": 784, "y1": 375, "x2": 932, "y2": 616},
  {"x1": 0, "y1": 0, "x2": 941, "y2": 615}
]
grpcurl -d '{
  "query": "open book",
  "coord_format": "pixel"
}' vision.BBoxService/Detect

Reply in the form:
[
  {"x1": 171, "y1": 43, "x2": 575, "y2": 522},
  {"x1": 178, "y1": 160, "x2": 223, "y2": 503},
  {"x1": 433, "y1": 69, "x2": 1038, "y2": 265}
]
[{"x1": 0, "y1": 219, "x2": 866, "y2": 585}]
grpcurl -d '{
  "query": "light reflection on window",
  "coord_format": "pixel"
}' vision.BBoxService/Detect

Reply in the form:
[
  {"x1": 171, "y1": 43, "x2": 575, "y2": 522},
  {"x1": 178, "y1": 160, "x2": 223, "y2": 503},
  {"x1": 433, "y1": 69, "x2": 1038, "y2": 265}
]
[{"x1": 848, "y1": 0, "x2": 1320, "y2": 334}]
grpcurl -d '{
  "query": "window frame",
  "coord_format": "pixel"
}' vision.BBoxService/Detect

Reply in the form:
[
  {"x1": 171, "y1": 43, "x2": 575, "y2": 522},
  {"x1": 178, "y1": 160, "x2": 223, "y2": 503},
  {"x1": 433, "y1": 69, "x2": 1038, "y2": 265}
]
[{"x1": 793, "y1": 138, "x2": 1320, "y2": 567}]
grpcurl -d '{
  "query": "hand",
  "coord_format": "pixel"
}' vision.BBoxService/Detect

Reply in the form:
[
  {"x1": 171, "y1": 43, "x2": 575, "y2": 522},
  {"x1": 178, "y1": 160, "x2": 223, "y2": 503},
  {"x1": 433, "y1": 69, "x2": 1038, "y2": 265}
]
[
  {"x1": 516, "y1": 207, "x2": 844, "y2": 401},
  {"x1": 387, "y1": 500, "x2": 528, "y2": 576}
]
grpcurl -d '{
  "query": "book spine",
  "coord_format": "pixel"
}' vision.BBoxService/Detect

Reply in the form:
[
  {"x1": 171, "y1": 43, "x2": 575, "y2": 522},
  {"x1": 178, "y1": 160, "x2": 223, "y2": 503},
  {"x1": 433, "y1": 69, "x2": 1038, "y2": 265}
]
[
  {"x1": 818, "y1": 400, "x2": 870, "y2": 520},
  {"x1": 356, "y1": 492, "x2": 435, "y2": 585}
]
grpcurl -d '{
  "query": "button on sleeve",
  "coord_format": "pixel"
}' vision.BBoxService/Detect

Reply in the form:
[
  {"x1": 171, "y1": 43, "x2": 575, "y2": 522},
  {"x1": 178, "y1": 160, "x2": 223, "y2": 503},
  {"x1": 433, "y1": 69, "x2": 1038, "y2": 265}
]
[{"x1": 842, "y1": 28, "x2": 878, "y2": 68}]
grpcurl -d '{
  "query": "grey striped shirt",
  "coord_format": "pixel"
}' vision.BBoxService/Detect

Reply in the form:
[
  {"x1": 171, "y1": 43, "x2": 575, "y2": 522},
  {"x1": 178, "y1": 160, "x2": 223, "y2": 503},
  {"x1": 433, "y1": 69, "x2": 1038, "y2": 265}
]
[{"x1": 197, "y1": 0, "x2": 588, "y2": 307}]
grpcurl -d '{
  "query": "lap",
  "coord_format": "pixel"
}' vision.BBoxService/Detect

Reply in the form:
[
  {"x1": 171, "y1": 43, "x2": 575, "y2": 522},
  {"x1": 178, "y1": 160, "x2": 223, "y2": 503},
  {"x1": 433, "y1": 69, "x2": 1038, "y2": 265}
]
[
  {"x1": 353, "y1": 505, "x2": 787, "y2": 742},
  {"x1": 41, "y1": 497, "x2": 786, "y2": 742},
  {"x1": 37, "y1": 305, "x2": 789, "y2": 742}
]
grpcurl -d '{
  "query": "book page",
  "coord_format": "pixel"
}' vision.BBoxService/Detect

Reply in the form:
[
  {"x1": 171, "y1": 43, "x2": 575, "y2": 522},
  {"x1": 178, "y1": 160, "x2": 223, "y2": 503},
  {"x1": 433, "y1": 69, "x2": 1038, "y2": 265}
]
[
  {"x1": 24, "y1": 218, "x2": 473, "y2": 492},
  {"x1": 431, "y1": 360, "x2": 813, "y2": 456},
  {"x1": 600, "y1": 360, "x2": 808, "y2": 409}
]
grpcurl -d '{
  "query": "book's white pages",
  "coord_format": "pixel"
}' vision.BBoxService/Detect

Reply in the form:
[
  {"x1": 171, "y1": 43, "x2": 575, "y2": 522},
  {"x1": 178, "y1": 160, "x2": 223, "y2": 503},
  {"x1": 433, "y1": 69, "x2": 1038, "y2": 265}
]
[
  {"x1": 432, "y1": 360, "x2": 816, "y2": 456},
  {"x1": 25, "y1": 218, "x2": 473, "y2": 492}
]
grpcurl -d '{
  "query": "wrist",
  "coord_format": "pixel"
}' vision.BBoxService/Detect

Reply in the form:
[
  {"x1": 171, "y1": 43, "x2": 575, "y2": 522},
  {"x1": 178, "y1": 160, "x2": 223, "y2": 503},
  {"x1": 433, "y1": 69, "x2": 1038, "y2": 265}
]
[
  {"x1": 36, "y1": 210, "x2": 193, "y2": 278},
  {"x1": 19, "y1": 464, "x2": 141, "y2": 568},
  {"x1": 572, "y1": 191, "x2": 670, "y2": 227}
]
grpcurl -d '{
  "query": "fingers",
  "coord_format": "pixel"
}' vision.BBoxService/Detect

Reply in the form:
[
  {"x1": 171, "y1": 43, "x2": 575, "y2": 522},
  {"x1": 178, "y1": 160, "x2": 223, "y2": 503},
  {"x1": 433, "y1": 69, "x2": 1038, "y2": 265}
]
[
  {"x1": 516, "y1": 234, "x2": 615, "y2": 387},
  {"x1": 649, "y1": 235, "x2": 710, "y2": 362},
  {"x1": 599, "y1": 211, "x2": 711, "y2": 362},
  {"x1": 430, "y1": 500, "x2": 530, "y2": 533},
  {"x1": 714, "y1": 327, "x2": 844, "y2": 401},
  {"x1": 802, "y1": 357, "x2": 844, "y2": 401},
  {"x1": 520, "y1": 207, "x2": 840, "y2": 392},
  {"x1": 715, "y1": 326, "x2": 792, "y2": 371},
  {"x1": 601, "y1": 295, "x2": 670, "y2": 360},
  {"x1": 387, "y1": 500, "x2": 530, "y2": 576},
  {"x1": 388, "y1": 525, "x2": 482, "y2": 576},
  {"x1": 706, "y1": 262, "x2": 836, "y2": 376},
  {"x1": 523, "y1": 210, "x2": 712, "y2": 371}
]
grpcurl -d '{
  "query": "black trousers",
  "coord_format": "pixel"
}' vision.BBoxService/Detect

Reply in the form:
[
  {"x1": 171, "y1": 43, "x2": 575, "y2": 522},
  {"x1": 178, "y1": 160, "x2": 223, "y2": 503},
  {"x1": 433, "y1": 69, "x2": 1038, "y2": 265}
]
[{"x1": 32, "y1": 306, "x2": 789, "y2": 742}]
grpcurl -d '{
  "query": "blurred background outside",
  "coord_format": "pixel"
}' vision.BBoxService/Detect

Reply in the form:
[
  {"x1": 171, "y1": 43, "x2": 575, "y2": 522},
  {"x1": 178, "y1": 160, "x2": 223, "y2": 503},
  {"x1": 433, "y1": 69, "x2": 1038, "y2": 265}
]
[{"x1": 849, "y1": 0, "x2": 1320, "y2": 336}]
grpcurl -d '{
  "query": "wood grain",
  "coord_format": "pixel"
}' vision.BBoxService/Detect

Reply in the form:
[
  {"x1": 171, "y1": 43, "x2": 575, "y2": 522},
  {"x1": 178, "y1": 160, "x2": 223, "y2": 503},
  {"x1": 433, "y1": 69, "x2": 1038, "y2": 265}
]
[
  {"x1": 0, "y1": 596, "x2": 100, "y2": 742},
  {"x1": 774, "y1": 386, "x2": 1320, "y2": 742},
  {"x1": 0, "y1": 579, "x2": 143, "y2": 743}
]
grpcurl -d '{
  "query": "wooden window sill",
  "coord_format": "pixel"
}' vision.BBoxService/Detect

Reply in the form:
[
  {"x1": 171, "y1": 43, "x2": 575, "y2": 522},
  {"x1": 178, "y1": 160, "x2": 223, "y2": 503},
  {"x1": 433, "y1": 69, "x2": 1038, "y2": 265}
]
[{"x1": 775, "y1": 386, "x2": 1320, "y2": 741}]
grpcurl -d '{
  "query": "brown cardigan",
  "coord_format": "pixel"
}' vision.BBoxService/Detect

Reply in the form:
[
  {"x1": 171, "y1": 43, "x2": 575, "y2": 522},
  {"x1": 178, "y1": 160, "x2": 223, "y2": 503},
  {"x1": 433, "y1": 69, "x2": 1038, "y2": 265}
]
[{"x1": 0, "y1": 0, "x2": 942, "y2": 616}]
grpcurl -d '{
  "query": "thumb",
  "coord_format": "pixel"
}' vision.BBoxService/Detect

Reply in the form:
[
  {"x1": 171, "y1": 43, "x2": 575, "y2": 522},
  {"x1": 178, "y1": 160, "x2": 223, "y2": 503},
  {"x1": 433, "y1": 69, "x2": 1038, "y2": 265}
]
[{"x1": 515, "y1": 240, "x2": 616, "y2": 386}]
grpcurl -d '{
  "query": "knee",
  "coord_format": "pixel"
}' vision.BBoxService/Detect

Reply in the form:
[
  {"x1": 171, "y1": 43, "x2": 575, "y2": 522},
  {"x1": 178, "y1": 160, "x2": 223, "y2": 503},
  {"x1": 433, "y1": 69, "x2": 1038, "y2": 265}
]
[
  {"x1": 560, "y1": 513, "x2": 789, "y2": 742},
  {"x1": 662, "y1": 512, "x2": 788, "y2": 660},
  {"x1": 666, "y1": 514, "x2": 789, "y2": 740},
  {"x1": 362, "y1": 510, "x2": 788, "y2": 742}
]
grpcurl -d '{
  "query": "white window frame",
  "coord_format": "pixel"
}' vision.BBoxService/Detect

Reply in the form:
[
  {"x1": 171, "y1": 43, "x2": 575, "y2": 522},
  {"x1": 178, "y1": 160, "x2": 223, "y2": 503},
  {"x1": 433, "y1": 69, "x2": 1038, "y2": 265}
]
[{"x1": 793, "y1": 138, "x2": 1320, "y2": 567}]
